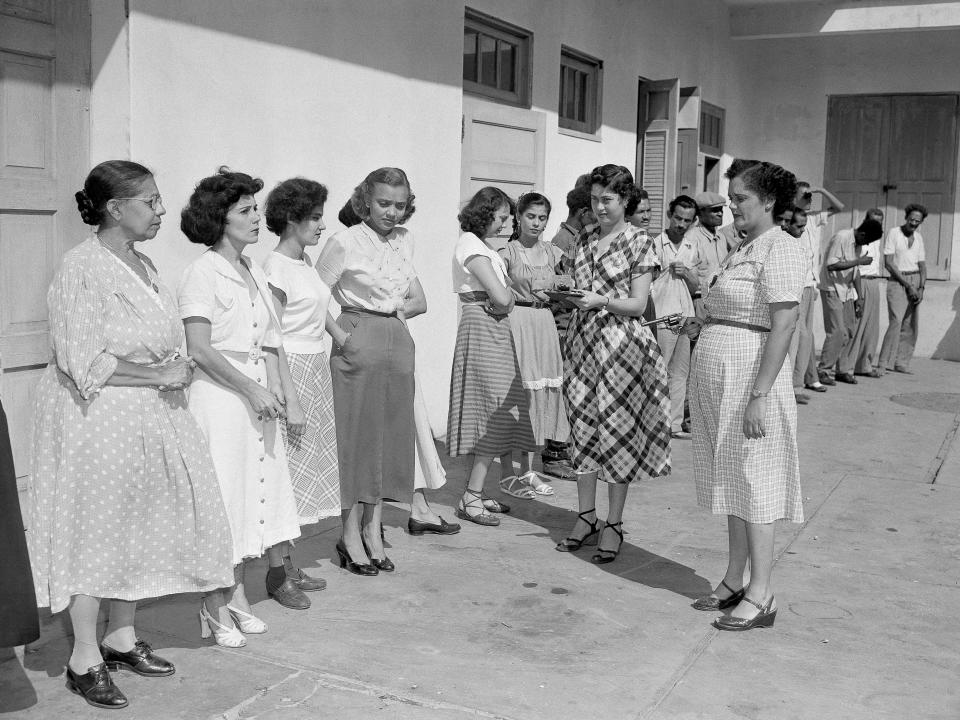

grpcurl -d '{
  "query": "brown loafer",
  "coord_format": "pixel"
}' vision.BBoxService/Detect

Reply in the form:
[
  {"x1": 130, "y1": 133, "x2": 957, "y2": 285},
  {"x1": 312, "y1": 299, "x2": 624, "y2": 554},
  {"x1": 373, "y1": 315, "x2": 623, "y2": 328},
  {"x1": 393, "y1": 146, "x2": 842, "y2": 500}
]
[
  {"x1": 288, "y1": 567, "x2": 326, "y2": 592},
  {"x1": 267, "y1": 577, "x2": 311, "y2": 610}
]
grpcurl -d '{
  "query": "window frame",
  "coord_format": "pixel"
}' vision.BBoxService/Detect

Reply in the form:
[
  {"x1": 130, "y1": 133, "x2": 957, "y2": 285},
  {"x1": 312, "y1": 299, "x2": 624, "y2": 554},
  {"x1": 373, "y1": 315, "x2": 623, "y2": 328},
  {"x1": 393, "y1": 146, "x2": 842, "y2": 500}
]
[
  {"x1": 558, "y1": 46, "x2": 603, "y2": 136},
  {"x1": 699, "y1": 101, "x2": 725, "y2": 156},
  {"x1": 462, "y1": 8, "x2": 532, "y2": 108}
]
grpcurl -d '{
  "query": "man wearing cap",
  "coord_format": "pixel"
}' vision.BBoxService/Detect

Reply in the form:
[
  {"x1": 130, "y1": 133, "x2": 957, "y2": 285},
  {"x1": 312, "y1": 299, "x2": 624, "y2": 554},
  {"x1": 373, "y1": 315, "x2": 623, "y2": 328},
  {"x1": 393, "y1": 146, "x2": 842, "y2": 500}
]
[
  {"x1": 686, "y1": 191, "x2": 729, "y2": 312},
  {"x1": 817, "y1": 218, "x2": 884, "y2": 384},
  {"x1": 651, "y1": 195, "x2": 701, "y2": 439},
  {"x1": 843, "y1": 209, "x2": 885, "y2": 375}
]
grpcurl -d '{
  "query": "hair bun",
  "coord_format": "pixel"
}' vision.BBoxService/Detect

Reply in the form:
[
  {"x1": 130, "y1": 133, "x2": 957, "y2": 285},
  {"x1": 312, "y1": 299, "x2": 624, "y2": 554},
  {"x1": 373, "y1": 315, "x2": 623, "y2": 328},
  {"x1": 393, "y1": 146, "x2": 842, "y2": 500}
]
[{"x1": 75, "y1": 189, "x2": 103, "y2": 226}]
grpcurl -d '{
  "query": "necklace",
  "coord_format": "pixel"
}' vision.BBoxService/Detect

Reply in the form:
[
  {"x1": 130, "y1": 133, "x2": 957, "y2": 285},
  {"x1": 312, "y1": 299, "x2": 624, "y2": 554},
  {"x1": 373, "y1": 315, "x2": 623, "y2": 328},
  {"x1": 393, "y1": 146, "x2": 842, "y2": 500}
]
[{"x1": 97, "y1": 234, "x2": 158, "y2": 293}]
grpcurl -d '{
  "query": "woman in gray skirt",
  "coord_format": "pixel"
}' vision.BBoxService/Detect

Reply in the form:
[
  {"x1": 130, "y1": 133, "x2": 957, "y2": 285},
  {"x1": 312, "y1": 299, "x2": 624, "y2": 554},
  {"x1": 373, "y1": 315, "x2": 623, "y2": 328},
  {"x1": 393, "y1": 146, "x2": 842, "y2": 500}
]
[{"x1": 317, "y1": 167, "x2": 424, "y2": 574}]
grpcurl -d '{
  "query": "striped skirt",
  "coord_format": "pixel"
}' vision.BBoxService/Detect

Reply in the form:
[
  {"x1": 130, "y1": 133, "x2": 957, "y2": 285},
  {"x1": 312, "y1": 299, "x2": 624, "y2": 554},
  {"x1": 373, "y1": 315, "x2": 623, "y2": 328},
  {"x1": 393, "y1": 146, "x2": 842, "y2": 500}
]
[
  {"x1": 282, "y1": 352, "x2": 341, "y2": 524},
  {"x1": 447, "y1": 304, "x2": 537, "y2": 456}
]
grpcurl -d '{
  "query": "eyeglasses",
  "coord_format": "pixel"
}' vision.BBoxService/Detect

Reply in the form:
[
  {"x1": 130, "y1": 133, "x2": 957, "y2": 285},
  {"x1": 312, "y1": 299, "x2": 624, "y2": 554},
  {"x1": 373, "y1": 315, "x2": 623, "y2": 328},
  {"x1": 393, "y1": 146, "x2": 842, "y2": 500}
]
[{"x1": 114, "y1": 195, "x2": 164, "y2": 211}]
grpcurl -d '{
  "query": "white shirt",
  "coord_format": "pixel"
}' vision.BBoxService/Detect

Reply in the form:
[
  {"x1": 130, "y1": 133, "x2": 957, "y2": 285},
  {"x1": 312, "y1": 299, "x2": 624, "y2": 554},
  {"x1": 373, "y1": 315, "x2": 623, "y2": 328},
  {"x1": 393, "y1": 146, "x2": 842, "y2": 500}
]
[
  {"x1": 452, "y1": 232, "x2": 509, "y2": 293},
  {"x1": 799, "y1": 211, "x2": 829, "y2": 288},
  {"x1": 649, "y1": 231, "x2": 696, "y2": 316},
  {"x1": 860, "y1": 239, "x2": 883, "y2": 277},
  {"x1": 263, "y1": 252, "x2": 331, "y2": 354},
  {"x1": 178, "y1": 250, "x2": 282, "y2": 354},
  {"x1": 820, "y1": 228, "x2": 859, "y2": 302},
  {"x1": 883, "y1": 226, "x2": 925, "y2": 273}
]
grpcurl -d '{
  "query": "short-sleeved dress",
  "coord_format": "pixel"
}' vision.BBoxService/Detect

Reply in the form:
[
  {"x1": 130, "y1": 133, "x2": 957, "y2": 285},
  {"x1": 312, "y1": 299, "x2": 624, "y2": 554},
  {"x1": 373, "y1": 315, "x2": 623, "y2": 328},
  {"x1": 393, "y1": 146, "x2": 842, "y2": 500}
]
[
  {"x1": 29, "y1": 238, "x2": 233, "y2": 613},
  {"x1": 499, "y1": 240, "x2": 570, "y2": 445},
  {"x1": 564, "y1": 225, "x2": 671, "y2": 483},
  {"x1": 689, "y1": 227, "x2": 805, "y2": 523},
  {"x1": 179, "y1": 250, "x2": 301, "y2": 563},
  {"x1": 263, "y1": 251, "x2": 340, "y2": 524},
  {"x1": 447, "y1": 232, "x2": 537, "y2": 457}
]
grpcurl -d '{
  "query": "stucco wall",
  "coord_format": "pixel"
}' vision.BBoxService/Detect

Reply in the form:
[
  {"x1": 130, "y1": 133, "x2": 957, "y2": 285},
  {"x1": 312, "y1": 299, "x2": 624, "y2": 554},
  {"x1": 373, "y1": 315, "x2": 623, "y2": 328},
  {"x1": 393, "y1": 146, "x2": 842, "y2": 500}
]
[{"x1": 89, "y1": 0, "x2": 755, "y2": 432}]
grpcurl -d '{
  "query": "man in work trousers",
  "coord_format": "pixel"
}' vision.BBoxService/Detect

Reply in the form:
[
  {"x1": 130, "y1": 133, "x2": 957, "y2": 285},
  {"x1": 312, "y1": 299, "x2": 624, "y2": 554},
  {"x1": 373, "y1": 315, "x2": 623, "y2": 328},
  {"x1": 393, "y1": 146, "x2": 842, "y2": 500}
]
[
  {"x1": 843, "y1": 208, "x2": 886, "y2": 376},
  {"x1": 875, "y1": 204, "x2": 928, "y2": 376}
]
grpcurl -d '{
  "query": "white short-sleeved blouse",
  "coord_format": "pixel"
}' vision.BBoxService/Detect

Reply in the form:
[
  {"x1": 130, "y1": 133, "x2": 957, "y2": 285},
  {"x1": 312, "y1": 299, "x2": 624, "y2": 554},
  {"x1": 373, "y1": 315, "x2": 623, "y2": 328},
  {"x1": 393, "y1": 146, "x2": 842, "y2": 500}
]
[
  {"x1": 178, "y1": 250, "x2": 281, "y2": 353},
  {"x1": 452, "y1": 232, "x2": 508, "y2": 293},
  {"x1": 263, "y1": 252, "x2": 331, "y2": 354}
]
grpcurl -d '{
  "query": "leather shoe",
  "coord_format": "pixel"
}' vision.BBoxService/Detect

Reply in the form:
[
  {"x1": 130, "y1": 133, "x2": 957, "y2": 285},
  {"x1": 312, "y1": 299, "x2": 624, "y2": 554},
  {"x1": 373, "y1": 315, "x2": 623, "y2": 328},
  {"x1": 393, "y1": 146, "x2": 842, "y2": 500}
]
[
  {"x1": 692, "y1": 581, "x2": 745, "y2": 611},
  {"x1": 817, "y1": 372, "x2": 836, "y2": 386},
  {"x1": 267, "y1": 577, "x2": 311, "y2": 609},
  {"x1": 66, "y1": 663, "x2": 128, "y2": 709},
  {"x1": 287, "y1": 567, "x2": 326, "y2": 592},
  {"x1": 804, "y1": 383, "x2": 828, "y2": 393},
  {"x1": 101, "y1": 639, "x2": 175, "y2": 677},
  {"x1": 835, "y1": 373, "x2": 858, "y2": 384},
  {"x1": 335, "y1": 539, "x2": 379, "y2": 576},
  {"x1": 408, "y1": 516, "x2": 461, "y2": 536},
  {"x1": 893, "y1": 366, "x2": 913, "y2": 374},
  {"x1": 361, "y1": 537, "x2": 396, "y2": 572},
  {"x1": 794, "y1": 393, "x2": 809, "y2": 405}
]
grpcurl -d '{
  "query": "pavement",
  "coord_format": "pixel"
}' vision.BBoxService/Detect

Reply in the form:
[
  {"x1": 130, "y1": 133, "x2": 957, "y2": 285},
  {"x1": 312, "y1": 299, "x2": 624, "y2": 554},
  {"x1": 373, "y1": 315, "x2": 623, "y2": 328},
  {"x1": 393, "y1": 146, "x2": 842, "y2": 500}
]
[{"x1": 2, "y1": 358, "x2": 959, "y2": 720}]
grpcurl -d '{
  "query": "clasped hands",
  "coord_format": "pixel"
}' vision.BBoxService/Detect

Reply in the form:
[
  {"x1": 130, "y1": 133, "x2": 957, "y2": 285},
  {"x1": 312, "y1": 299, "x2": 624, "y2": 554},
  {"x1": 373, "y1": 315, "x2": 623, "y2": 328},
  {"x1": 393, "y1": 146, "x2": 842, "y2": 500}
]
[{"x1": 155, "y1": 356, "x2": 196, "y2": 392}]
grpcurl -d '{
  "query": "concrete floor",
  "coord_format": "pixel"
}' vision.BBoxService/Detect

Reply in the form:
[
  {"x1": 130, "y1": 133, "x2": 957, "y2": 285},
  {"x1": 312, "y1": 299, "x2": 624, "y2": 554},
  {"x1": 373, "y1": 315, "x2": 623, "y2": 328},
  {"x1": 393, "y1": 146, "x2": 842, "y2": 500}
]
[{"x1": 2, "y1": 359, "x2": 958, "y2": 719}]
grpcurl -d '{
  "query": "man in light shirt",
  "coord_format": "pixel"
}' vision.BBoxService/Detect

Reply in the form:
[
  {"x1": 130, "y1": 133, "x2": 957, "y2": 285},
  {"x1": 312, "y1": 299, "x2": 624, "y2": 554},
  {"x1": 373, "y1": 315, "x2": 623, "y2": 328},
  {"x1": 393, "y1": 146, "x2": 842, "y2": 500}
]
[
  {"x1": 686, "y1": 191, "x2": 727, "y2": 311},
  {"x1": 842, "y1": 209, "x2": 885, "y2": 376},
  {"x1": 780, "y1": 206, "x2": 813, "y2": 404},
  {"x1": 875, "y1": 204, "x2": 928, "y2": 375},
  {"x1": 650, "y1": 195, "x2": 700, "y2": 439},
  {"x1": 817, "y1": 218, "x2": 883, "y2": 384}
]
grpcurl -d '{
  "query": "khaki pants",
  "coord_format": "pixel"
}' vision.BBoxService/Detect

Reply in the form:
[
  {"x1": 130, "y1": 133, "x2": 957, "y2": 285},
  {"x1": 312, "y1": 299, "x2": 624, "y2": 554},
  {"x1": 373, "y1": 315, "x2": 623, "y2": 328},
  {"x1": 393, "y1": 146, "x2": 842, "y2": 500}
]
[
  {"x1": 842, "y1": 276, "x2": 881, "y2": 374},
  {"x1": 657, "y1": 328, "x2": 690, "y2": 433},
  {"x1": 790, "y1": 286, "x2": 816, "y2": 388},
  {"x1": 819, "y1": 290, "x2": 855, "y2": 374},
  {"x1": 878, "y1": 273, "x2": 921, "y2": 371}
]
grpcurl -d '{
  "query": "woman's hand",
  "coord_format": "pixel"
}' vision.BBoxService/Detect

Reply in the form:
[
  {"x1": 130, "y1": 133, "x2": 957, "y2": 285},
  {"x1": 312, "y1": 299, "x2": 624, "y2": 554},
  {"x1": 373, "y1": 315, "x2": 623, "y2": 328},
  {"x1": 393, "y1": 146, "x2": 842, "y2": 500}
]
[
  {"x1": 156, "y1": 357, "x2": 196, "y2": 391},
  {"x1": 269, "y1": 380, "x2": 285, "y2": 407},
  {"x1": 284, "y1": 397, "x2": 307, "y2": 437},
  {"x1": 743, "y1": 396, "x2": 767, "y2": 438},
  {"x1": 569, "y1": 291, "x2": 607, "y2": 311},
  {"x1": 682, "y1": 317, "x2": 704, "y2": 340},
  {"x1": 246, "y1": 381, "x2": 285, "y2": 420}
]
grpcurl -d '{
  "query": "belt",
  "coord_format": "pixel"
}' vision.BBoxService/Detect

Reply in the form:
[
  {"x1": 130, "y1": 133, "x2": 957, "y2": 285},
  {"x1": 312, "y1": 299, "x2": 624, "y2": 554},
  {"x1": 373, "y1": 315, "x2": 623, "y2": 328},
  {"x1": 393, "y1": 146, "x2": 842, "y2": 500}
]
[
  {"x1": 692, "y1": 292, "x2": 703, "y2": 299},
  {"x1": 515, "y1": 299, "x2": 550, "y2": 309},
  {"x1": 221, "y1": 348, "x2": 265, "y2": 363},
  {"x1": 704, "y1": 318, "x2": 770, "y2": 333},
  {"x1": 861, "y1": 275, "x2": 880, "y2": 279},
  {"x1": 340, "y1": 305, "x2": 398, "y2": 318},
  {"x1": 900, "y1": 270, "x2": 920, "y2": 275}
]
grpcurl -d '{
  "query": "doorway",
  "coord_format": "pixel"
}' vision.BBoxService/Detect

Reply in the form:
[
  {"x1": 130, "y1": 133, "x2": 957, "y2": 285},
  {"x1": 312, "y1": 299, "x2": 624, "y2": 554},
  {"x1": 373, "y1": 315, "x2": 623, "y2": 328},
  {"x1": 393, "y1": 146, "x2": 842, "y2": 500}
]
[{"x1": 823, "y1": 94, "x2": 958, "y2": 280}]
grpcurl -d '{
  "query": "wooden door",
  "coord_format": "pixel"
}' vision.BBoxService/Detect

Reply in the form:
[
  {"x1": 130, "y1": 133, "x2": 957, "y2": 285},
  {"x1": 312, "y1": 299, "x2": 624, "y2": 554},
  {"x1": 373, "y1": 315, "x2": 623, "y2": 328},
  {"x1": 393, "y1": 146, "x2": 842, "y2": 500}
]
[
  {"x1": 824, "y1": 94, "x2": 958, "y2": 279},
  {"x1": 461, "y1": 95, "x2": 545, "y2": 248},
  {"x1": 0, "y1": 0, "x2": 90, "y2": 489},
  {"x1": 636, "y1": 78, "x2": 679, "y2": 236}
]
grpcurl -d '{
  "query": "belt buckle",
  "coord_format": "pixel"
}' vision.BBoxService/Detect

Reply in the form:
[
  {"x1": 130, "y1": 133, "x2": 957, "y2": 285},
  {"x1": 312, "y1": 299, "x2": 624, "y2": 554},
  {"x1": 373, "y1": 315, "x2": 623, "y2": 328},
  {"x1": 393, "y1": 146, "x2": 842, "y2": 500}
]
[{"x1": 249, "y1": 347, "x2": 263, "y2": 362}]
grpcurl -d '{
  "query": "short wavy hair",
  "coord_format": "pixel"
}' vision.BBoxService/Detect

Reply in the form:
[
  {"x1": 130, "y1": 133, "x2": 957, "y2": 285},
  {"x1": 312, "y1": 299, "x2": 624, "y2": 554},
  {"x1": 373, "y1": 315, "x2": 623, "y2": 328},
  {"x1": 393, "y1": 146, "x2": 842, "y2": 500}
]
[
  {"x1": 903, "y1": 203, "x2": 928, "y2": 220},
  {"x1": 181, "y1": 167, "x2": 264, "y2": 246},
  {"x1": 589, "y1": 164, "x2": 642, "y2": 215},
  {"x1": 349, "y1": 167, "x2": 415, "y2": 224},
  {"x1": 458, "y1": 186, "x2": 515, "y2": 237},
  {"x1": 264, "y1": 177, "x2": 328, "y2": 236},
  {"x1": 725, "y1": 159, "x2": 797, "y2": 220},
  {"x1": 668, "y1": 194, "x2": 697, "y2": 216},
  {"x1": 510, "y1": 191, "x2": 552, "y2": 241}
]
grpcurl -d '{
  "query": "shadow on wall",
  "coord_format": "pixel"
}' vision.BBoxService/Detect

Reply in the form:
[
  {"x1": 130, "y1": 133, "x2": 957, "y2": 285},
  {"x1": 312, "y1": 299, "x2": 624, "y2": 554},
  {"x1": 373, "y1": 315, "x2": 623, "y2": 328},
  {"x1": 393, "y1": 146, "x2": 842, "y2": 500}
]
[{"x1": 931, "y1": 286, "x2": 960, "y2": 362}]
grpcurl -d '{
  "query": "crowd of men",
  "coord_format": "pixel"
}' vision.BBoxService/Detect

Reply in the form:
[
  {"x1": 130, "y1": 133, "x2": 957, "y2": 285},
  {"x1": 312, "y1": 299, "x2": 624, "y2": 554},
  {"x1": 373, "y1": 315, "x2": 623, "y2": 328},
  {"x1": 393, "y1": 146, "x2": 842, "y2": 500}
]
[{"x1": 548, "y1": 180, "x2": 929, "y2": 447}]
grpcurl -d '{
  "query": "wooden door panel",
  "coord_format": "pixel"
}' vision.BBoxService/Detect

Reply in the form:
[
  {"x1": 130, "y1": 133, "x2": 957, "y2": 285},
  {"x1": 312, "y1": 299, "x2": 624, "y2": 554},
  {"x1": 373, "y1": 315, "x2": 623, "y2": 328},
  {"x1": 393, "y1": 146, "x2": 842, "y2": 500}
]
[{"x1": 637, "y1": 79, "x2": 678, "y2": 236}]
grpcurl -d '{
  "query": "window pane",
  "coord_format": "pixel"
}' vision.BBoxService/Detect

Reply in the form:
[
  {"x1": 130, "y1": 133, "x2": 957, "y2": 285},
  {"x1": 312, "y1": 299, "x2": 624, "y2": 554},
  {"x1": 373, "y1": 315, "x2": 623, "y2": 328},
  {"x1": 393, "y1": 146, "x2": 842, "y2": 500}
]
[
  {"x1": 479, "y1": 34, "x2": 497, "y2": 87},
  {"x1": 648, "y1": 90, "x2": 669, "y2": 121},
  {"x1": 463, "y1": 31, "x2": 477, "y2": 82},
  {"x1": 564, "y1": 66, "x2": 577, "y2": 120},
  {"x1": 498, "y1": 40, "x2": 516, "y2": 92},
  {"x1": 577, "y1": 70, "x2": 588, "y2": 122}
]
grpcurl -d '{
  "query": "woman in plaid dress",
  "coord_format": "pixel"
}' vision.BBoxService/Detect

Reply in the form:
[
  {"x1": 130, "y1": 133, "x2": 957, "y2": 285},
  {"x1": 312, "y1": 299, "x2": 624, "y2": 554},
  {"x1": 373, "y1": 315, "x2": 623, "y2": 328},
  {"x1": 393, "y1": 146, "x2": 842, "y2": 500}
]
[
  {"x1": 686, "y1": 160, "x2": 804, "y2": 631},
  {"x1": 555, "y1": 164, "x2": 671, "y2": 564}
]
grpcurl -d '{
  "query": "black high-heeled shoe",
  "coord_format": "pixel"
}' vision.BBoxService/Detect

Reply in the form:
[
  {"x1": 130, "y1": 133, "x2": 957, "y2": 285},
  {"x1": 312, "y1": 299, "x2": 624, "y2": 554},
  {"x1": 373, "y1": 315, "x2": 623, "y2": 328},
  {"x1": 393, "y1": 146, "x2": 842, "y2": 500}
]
[
  {"x1": 713, "y1": 595, "x2": 777, "y2": 631},
  {"x1": 591, "y1": 521, "x2": 623, "y2": 564},
  {"x1": 335, "y1": 539, "x2": 378, "y2": 576},
  {"x1": 555, "y1": 509, "x2": 599, "y2": 552},
  {"x1": 692, "y1": 580, "x2": 745, "y2": 611},
  {"x1": 361, "y1": 537, "x2": 395, "y2": 573}
]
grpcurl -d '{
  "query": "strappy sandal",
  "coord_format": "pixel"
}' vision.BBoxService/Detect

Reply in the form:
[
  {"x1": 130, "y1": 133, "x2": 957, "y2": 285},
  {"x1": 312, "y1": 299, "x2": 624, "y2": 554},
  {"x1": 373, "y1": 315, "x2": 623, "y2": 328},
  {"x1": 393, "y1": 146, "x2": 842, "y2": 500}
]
[
  {"x1": 692, "y1": 580, "x2": 745, "y2": 611},
  {"x1": 591, "y1": 521, "x2": 624, "y2": 564},
  {"x1": 519, "y1": 470, "x2": 554, "y2": 496},
  {"x1": 498, "y1": 475, "x2": 536, "y2": 499},
  {"x1": 456, "y1": 488, "x2": 500, "y2": 526},
  {"x1": 481, "y1": 495, "x2": 510, "y2": 513},
  {"x1": 713, "y1": 595, "x2": 777, "y2": 631},
  {"x1": 555, "y1": 509, "x2": 599, "y2": 552}
]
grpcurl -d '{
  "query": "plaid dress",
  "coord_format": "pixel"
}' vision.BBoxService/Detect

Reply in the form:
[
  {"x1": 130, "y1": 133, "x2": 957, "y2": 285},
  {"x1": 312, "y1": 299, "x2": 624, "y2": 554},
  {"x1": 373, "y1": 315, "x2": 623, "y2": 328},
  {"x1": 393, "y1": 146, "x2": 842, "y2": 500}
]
[
  {"x1": 563, "y1": 225, "x2": 671, "y2": 484},
  {"x1": 690, "y1": 227, "x2": 805, "y2": 523}
]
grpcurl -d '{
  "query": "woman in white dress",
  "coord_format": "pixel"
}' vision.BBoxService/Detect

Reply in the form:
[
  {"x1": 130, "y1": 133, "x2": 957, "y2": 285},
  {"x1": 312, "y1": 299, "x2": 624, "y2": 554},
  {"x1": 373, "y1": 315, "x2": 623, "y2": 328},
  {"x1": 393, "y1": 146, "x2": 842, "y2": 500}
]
[{"x1": 179, "y1": 168, "x2": 307, "y2": 648}]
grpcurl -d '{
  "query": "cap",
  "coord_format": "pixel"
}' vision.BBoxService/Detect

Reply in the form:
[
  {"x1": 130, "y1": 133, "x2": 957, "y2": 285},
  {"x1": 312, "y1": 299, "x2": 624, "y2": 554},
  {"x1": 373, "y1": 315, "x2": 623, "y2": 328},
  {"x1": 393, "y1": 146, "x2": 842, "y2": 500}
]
[{"x1": 695, "y1": 191, "x2": 726, "y2": 209}]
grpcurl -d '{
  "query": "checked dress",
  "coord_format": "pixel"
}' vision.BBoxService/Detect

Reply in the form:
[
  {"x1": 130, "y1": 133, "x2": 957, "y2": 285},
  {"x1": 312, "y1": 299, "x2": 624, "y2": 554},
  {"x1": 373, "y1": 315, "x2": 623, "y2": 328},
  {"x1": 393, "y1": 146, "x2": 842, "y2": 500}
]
[{"x1": 563, "y1": 224, "x2": 671, "y2": 484}]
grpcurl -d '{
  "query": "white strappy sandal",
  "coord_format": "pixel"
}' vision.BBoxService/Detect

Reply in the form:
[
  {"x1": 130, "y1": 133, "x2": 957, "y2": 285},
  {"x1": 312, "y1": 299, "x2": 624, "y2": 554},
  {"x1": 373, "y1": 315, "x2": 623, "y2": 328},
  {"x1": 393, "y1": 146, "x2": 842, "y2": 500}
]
[
  {"x1": 227, "y1": 605, "x2": 268, "y2": 634},
  {"x1": 199, "y1": 605, "x2": 246, "y2": 648}
]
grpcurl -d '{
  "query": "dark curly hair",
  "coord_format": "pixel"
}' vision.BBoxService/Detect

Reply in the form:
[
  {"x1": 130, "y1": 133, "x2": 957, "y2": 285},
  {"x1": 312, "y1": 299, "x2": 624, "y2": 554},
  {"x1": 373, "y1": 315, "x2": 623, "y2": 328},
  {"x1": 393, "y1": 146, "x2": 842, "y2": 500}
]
[
  {"x1": 181, "y1": 167, "x2": 264, "y2": 246},
  {"x1": 458, "y1": 186, "x2": 515, "y2": 238},
  {"x1": 509, "y1": 192, "x2": 552, "y2": 241},
  {"x1": 264, "y1": 177, "x2": 328, "y2": 236},
  {"x1": 589, "y1": 164, "x2": 642, "y2": 215},
  {"x1": 75, "y1": 160, "x2": 153, "y2": 226},
  {"x1": 903, "y1": 203, "x2": 928, "y2": 220},
  {"x1": 565, "y1": 184, "x2": 591, "y2": 214},
  {"x1": 668, "y1": 194, "x2": 697, "y2": 216},
  {"x1": 725, "y1": 159, "x2": 797, "y2": 220},
  {"x1": 349, "y1": 167, "x2": 415, "y2": 224},
  {"x1": 338, "y1": 199, "x2": 361, "y2": 228}
]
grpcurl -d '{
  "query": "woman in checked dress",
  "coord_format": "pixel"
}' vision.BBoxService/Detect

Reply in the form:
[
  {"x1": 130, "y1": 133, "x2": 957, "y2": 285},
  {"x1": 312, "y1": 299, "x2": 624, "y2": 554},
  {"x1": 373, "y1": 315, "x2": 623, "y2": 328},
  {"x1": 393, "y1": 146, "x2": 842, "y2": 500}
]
[
  {"x1": 686, "y1": 159, "x2": 804, "y2": 631},
  {"x1": 555, "y1": 164, "x2": 671, "y2": 564}
]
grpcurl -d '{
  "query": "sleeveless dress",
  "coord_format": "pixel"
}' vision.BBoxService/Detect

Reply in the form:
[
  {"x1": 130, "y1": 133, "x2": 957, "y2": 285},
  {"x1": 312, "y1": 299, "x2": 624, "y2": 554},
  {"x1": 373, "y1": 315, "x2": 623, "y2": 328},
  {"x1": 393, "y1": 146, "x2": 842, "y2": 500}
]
[
  {"x1": 563, "y1": 225, "x2": 671, "y2": 484},
  {"x1": 690, "y1": 227, "x2": 805, "y2": 523}
]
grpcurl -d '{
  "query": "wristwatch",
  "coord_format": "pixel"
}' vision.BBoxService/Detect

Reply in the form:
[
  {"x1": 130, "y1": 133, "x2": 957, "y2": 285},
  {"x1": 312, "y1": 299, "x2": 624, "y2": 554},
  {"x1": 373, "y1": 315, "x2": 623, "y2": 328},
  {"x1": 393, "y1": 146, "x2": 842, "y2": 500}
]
[{"x1": 750, "y1": 388, "x2": 768, "y2": 399}]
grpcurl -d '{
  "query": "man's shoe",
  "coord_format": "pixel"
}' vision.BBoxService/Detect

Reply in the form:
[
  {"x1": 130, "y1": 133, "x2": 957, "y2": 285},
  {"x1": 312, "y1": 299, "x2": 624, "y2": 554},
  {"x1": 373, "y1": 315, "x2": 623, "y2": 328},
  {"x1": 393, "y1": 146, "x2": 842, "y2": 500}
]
[
  {"x1": 835, "y1": 373, "x2": 858, "y2": 384},
  {"x1": 817, "y1": 371, "x2": 836, "y2": 386},
  {"x1": 101, "y1": 640, "x2": 175, "y2": 677},
  {"x1": 288, "y1": 567, "x2": 326, "y2": 592},
  {"x1": 267, "y1": 578, "x2": 311, "y2": 609},
  {"x1": 794, "y1": 393, "x2": 810, "y2": 404},
  {"x1": 541, "y1": 458, "x2": 576, "y2": 480},
  {"x1": 804, "y1": 383, "x2": 828, "y2": 393}
]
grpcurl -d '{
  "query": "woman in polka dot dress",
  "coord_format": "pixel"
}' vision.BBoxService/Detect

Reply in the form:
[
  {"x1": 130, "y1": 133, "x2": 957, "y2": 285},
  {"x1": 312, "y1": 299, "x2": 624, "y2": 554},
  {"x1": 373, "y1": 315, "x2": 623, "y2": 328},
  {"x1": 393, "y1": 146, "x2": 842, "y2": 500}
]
[{"x1": 28, "y1": 161, "x2": 234, "y2": 710}]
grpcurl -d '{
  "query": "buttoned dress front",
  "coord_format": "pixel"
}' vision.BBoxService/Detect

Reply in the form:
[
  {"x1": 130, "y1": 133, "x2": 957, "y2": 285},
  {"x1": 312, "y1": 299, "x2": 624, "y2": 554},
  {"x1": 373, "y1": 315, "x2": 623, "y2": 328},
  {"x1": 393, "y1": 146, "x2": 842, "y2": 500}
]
[
  {"x1": 29, "y1": 238, "x2": 233, "y2": 613},
  {"x1": 690, "y1": 228, "x2": 805, "y2": 523},
  {"x1": 179, "y1": 251, "x2": 301, "y2": 564}
]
